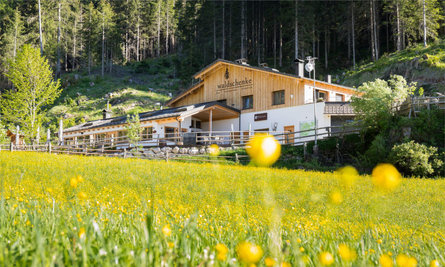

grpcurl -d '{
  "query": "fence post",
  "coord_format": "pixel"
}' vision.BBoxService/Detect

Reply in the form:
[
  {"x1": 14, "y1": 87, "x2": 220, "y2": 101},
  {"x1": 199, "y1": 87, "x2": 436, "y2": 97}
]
[
  {"x1": 165, "y1": 151, "x2": 169, "y2": 162},
  {"x1": 335, "y1": 141, "x2": 340, "y2": 164},
  {"x1": 101, "y1": 144, "x2": 105, "y2": 154},
  {"x1": 123, "y1": 148, "x2": 127, "y2": 158},
  {"x1": 48, "y1": 142, "x2": 52, "y2": 154},
  {"x1": 235, "y1": 153, "x2": 239, "y2": 164},
  {"x1": 303, "y1": 142, "x2": 307, "y2": 160},
  {"x1": 10, "y1": 142, "x2": 14, "y2": 152}
]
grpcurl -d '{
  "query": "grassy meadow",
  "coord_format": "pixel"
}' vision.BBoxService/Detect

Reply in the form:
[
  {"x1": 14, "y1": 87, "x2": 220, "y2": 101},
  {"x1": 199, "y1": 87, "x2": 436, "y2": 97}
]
[{"x1": 0, "y1": 152, "x2": 444, "y2": 266}]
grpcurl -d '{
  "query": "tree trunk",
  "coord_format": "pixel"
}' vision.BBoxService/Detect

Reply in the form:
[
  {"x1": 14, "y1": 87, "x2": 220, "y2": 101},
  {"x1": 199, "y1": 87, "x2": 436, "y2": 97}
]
[
  {"x1": 38, "y1": 0, "x2": 44, "y2": 55},
  {"x1": 213, "y1": 3, "x2": 217, "y2": 59},
  {"x1": 102, "y1": 12, "x2": 105, "y2": 77},
  {"x1": 73, "y1": 17, "x2": 77, "y2": 70},
  {"x1": 228, "y1": 1, "x2": 232, "y2": 59},
  {"x1": 373, "y1": 0, "x2": 379, "y2": 60},
  {"x1": 324, "y1": 28, "x2": 328, "y2": 69},
  {"x1": 423, "y1": 0, "x2": 427, "y2": 47},
  {"x1": 166, "y1": 2, "x2": 169, "y2": 55},
  {"x1": 273, "y1": 18, "x2": 277, "y2": 68},
  {"x1": 351, "y1": 0, "x2": 356, "y2": 68},
  {"x1": 294, "y1": 0, "x2": 298, "y2": 60},
  {"x1": 222, "y1": 0, "x2": 225, "y2": 59},
  {"x1": 240, "y1": 0, "x2": 245, "y2": 59},
  {"x1": 369, "y1": 0, "x2": 376, "y2": 61},
  {"x1": 157, "y1": 1, "x2": 161, "y2": 57},
  {"x1": 279, "y1": 18, "x2": 282, "y2": 67},
  {"x1": 57, "y1": 2, "x2": 61, "y2": 78},
  {"x1": 88, "y1": 10, "x2": 91, "y2": 75},
  {"x1": 396, "y1": 0, "x2": 401, "y2": 51}
]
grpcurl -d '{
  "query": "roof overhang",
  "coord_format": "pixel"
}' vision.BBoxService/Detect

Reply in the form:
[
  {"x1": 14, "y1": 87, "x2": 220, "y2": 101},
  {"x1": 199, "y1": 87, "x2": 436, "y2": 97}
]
[{"x1": 166, "y1": 80, "x2": 204, "y2": 106}]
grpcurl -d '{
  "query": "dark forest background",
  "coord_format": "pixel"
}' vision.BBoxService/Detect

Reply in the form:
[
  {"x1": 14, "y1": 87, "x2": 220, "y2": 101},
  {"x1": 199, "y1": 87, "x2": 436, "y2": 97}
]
[{"x1": 1, "y1": 0, "x2": 444, "y2": 86}]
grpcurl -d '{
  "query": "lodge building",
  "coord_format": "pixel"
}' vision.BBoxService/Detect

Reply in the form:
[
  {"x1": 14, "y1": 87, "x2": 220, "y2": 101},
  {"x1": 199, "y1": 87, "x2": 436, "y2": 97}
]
[{"x1": 63, "y1": 59, "x2": 356, "y2": 146}]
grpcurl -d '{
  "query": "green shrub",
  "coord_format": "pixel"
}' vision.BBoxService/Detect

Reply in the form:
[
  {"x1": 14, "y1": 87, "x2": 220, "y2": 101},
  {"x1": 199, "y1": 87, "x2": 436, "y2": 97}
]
[{"x1": 389, "y1": 141, "x2": 443, "y2": 177}]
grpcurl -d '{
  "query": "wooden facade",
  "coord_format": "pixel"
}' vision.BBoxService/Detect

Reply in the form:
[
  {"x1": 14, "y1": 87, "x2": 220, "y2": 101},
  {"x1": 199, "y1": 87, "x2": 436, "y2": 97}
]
[{"x1": 167, "y1": 60, "x2": 356, "y2": 112}]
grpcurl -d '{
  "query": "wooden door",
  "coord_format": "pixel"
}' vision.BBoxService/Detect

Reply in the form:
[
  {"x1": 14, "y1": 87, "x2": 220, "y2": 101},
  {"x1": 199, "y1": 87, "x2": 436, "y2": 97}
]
[{"x1": 283, "y1": 125, "x2": 295, "y2": 144}]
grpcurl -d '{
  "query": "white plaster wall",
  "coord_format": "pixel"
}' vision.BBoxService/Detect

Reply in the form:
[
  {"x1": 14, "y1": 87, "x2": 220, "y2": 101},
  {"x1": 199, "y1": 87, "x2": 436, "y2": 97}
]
[{"x1": 240, "y1": 103, "x2": 331, "y2": 143}]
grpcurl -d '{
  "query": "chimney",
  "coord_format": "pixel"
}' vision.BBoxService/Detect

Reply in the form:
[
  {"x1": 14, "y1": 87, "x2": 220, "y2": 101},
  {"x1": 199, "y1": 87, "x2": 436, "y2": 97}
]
[
  {"x1": 297, "y1": 62, "x2": 304, "y2": 78},
  {"x1": 103, "y1": 101, "x2": 111, "y2": 119},
  {"x1": 326, "y1": 75, "x2": 332, "y2": 83}
]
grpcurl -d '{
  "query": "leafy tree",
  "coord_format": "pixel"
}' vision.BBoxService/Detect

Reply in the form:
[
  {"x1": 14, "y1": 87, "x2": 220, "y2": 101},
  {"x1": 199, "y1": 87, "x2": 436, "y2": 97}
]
[
  {"x1": 125, "y1": 113, "x2": 142, "y2": 151},
  {"x1": 0, "y1": 122, "x2": 8, "y2": 144},
  {"x1": 351, "y1": 75, "x2": 416, "y2": 129},
  {"x1": 1, "y1": 44, "x2": 61, "y2": 142}
]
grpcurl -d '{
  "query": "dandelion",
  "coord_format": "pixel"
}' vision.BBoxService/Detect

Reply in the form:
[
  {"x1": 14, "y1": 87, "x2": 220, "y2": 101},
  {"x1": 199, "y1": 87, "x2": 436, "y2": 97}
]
[
  {"x1": 162, "y1": 225, "x2": 171, "y2": 237},
  {"x1": 77, "y1": 191, "x2": 87, "y2": 200},
  {"x1": 319, "y1": 252, "x2": 334, "y2": 266},
  {"x1": 396, "y1": 254, "x2": 417, "y2": 267},
  {"x1": 70, "y1": 177, "x2": 78, "y2": 188},
  {"x1": 281, "y1": 262, "x2": 291, "y2": 267},
  {"x1": 236, "y1": 241, "x2": 263, "y2": 264},
  {"x1": 337, "y1": 165, "x2": 359, "y2": 187},
  {"x1": 76, "y1": 175, "x2": 84, "y2": 183},
  {"x1": 215, "y1": 243, "x2": 228, "y2": 261},
  {"x1": 329, "y1": 191, "x2": 343, "y2": 205},
  {"x1": 338, "y1": 244, "x2": 356, "y2": 261},
  {"x1": 430, "y1": 260, "x2": 440, "y2": 267},
  {"x1": 168, "y1": 242, "x2": 174, "y2": 249},
  {"x1": 209, "y1": 144, "x2": 220, "y2": 157},
  {"x1": 264, "y1": 257, "x2": 276, "y2": 267},
  {"x1": 246, "y1": 133, "x2": 281, "y2": 167},
  {"x1": 377, "y1": 239, "x2": 383, "y2": 244},
  {"x1": 78, "y1": 227, "x2": 86, "y2": 239},
  {"x1": 379, "y1": 254, "x2": 394, "y2": 267},
  {"x1": 372, "y1": 163, "x2": 401, "y2": 192}
]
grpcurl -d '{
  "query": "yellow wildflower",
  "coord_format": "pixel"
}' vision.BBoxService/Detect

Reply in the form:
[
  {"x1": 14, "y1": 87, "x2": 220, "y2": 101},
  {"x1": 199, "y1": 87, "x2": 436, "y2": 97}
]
[
  {"x1": 264, "y1": 257, "x2": 276, "y2": 267},
  {"x1": 162, "y1": 225, "x2": 171, "y2": 237},
  {"x1": 70, "y1": 177, "x2": 78, "y2": 188},
  {"x1": 337, "y1": 165, "x2": 359, "y2": 187},
  {"x1": 77, "y1": 191, "x2": 87, "y2": 200},
  {"x1": 379, "y1": 254, "x2": 394, "y2": 267},
  {"x1": 430, "y1": 260, "x2": 440, "y2": 267},
  {"x1": 281, "y1": 262, "x2": 291, "y2": 267},
  {"x1": 78, "y1": 227, "x2": 86, "y2": 239},
  {"x1": 329, "y1": 191, "x2": 343, "y2": 205},
  {"x1": 236, "y1": 241, "x2": 263, "y2": 264},
  {"x1": 396, "y1": 254, "x2": 417, "y2": 267},
  {"x1": 215, "y1": 243, "x2": 228, "y2": 261},
  {"x1": 338, "y1": 244, "x2": 356, "y2": 261},
  {"x1": 372, "y1": 163, "x2": 401, "y2": 191},
  {"x1": 246, "y1": 134, "x2": 281, "y2": 167},
  {"x1": 319, "y1": 252, "x2": 334, "y2": 266},
  {"x1": 209, "y1": 144, "x2": 220, "y2": 157}
]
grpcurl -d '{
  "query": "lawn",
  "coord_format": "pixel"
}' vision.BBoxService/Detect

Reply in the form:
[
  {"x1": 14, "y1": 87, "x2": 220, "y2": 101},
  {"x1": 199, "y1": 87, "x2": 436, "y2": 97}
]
[{"x1": 0, "y1": 152, "x2": 444, "y2": 266}]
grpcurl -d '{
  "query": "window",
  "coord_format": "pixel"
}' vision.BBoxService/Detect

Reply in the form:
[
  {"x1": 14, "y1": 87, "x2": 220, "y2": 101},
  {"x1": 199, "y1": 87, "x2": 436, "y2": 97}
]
[
  {"x1": 272, "y1": 90, "x2": 285, "y2": 105},
  {"x1": 315, "y1": 89, "x2": 328, "y2": 102},
  {"x1": 196, "y1": 120, "x2": 202, "y2": 129},
  {"x1": 242, "y1": 95, "x2": 253, "y2": 109},
  {"x1": 142, "y1": 127, "x2": 153, "y2": 140},
  {"x1": 165, "y1": 127, "x2": 177, "y2": 138},
  {"x1": 335, "y1": 93, "x2": 344, "y2": 102}
]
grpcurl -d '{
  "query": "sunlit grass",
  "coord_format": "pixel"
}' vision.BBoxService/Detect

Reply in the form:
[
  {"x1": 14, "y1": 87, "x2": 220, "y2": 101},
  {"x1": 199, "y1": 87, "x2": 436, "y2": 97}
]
[{"x1": 0, "y1": 151, "x2": 444, "y2": 266}]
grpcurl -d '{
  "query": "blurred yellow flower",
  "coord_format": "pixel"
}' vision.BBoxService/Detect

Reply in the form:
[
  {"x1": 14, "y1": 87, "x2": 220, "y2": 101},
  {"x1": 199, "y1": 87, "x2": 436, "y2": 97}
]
[
  {"x1": 168, "y1": 242, "x2": 174, "y2": 248},
  {"x1": 77, "y1": 191, "x2": 87, "y2": 200},
  {"x1": 377, "y1": 239, "x2": 383, "y2": 244},
  {"x1": 338, "y1": 244, "x2": 356, "y2": 261},
  {"x1": 380, "y1": 254, "x2": 394, "y2": 267},
  {"x1": 396, "y1": 254, "x2": 417, "y2": 267},
  {"x1": 215, "y1": 243, "x2": 228, "y2": 261},
  {"x1": 76, "y1": 175, "x2": 84, "y2": 183},
  {"x1": 337, "y1": 165, "x2": 359, "y2": 187},
  {"x1": 162, "y1": 225, "x2": 171, "y2": 237},
  {"x1": 430, "y1": 260, "x2": 440, "y2": 267},
  {"x1": 319, "y1": 252, "x2": 334, "y2": 266},
  {"x1": 264, "y1": 257, "x2": 276, "y2": 267},
  {"x1": 372, "y1": 163, "x2": 401, "y2": 191},
  {"x1": 281, "y1": 262, "x2": 291, "y2": 267},
  {"x1": 78, "y1": 227, "x2": 86, "y2": 239},
  {"x1": 329, "y1": 191, "x2": 343, "y2": 205},
  {"x1": 236, "y1": 241, "x2": 263, "y2": 264},
  {"x1": 70, "y1": 177, "x2": 78, "y2": 188},
  {"x1": 299, "y1": 247, "x2": 305, "y2": 252},
  {"x1": 246, "y1": 134, "x2": 281, "y2": 167},
  {"x1": 209, "y1": 144, "x2": 220, "y2": 157}
]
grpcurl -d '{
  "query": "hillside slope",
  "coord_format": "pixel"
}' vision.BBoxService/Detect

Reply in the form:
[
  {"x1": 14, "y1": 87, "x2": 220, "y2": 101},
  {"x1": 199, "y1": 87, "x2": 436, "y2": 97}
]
[
  {"x1": 340, "y1": 40, "x2": 445, "y2": 93},
  {"x1": 48, "y1": 56, "x2": 182, "y2": 130}
]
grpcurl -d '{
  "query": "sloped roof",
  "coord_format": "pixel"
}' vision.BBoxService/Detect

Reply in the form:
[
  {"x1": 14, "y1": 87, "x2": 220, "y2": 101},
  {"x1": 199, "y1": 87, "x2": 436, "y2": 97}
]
[
  {"x1": 167, "y1": 59, "x2": 356, "y2": 106},
  {"x1": 64, "y1": 102, "x2": 239, "y2": 133}
]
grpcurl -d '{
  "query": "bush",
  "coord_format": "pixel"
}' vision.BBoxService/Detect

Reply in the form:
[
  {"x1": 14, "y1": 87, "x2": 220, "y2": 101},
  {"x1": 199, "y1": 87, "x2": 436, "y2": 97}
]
[{"x1": 389, "y1": 141, "x2": 443, "y2": 177}]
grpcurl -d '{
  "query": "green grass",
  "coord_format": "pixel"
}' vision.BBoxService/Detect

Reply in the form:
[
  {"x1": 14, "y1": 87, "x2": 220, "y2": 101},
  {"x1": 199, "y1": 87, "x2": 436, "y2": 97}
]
[
  {"x1": 0, "y1": 152, "x2": 444, "y2": 266},
  {"x1": 341, "y1": 39, "x2": 445, "y2": 93},
  {"x1": 47, "y1": 56, "x2": 182, "y2": 130}
]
